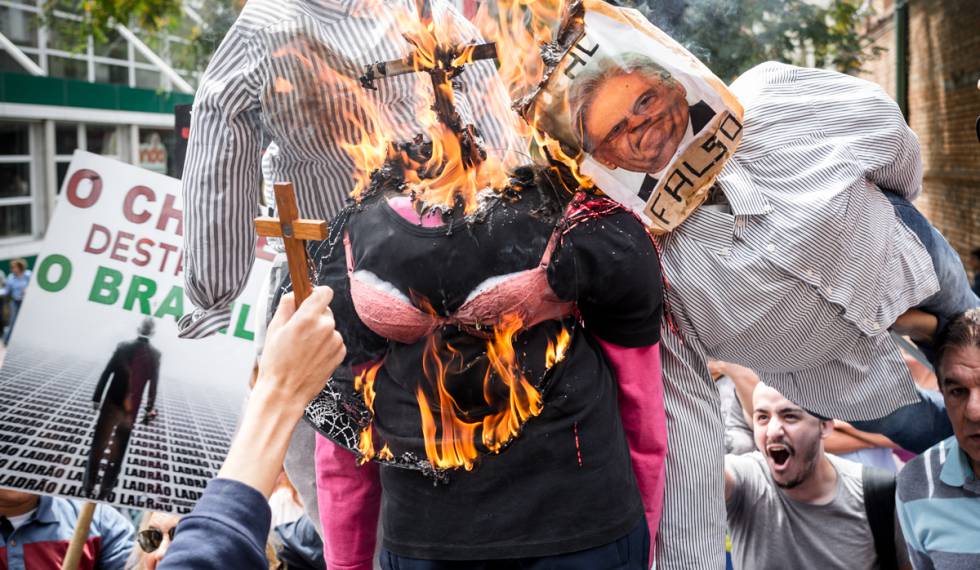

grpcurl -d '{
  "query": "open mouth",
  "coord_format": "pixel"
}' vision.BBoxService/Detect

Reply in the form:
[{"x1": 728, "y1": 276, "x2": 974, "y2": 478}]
[{"x1": 767, "y1": 445, "x2": 792, "y2": 468}]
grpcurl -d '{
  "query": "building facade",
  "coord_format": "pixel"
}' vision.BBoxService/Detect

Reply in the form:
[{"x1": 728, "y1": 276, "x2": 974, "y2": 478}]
[
  {"x1": 0, "y1": 0, "x2": 195, "y2": 268},
  {"x1": 859, "y1": 0, "x2": 980, "y2": 266}
]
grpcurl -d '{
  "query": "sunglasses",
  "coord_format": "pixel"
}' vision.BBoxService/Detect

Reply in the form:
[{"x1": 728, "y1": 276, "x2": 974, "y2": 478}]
[{"x1": 137, "y1": 527, "x2": 176, "y2": 553}]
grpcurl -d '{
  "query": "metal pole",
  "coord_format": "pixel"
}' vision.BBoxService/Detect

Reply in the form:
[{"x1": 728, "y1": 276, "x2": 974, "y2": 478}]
[
  {"x1": 894, "y1": 1, "x2": 909, "y2": 120},
  {"x1": 0, "y1": 32, "x2": 46, "y2": 76}
]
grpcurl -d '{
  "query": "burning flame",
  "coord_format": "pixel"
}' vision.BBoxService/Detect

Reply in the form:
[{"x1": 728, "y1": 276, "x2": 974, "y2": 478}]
[
  {"x1": 474, "y1": 0, "x2": 567, "y2": 103},
  {"x1": 418, "y1": 337, "x2": 481, "y2": 470},
  {"x1": 354, "y1": 362, "x2": 382, "y2": 463},
  {"x1": 545, "y1": 327, "x2": 571, "y2": 368},
  {"x1": 415, "y1": 313, "x2": 545, "y2": 470},
  {"x1": 473, "y1": 0, "x2": 594, "y2": 189},
  {"x1": 482, "y1": 313, "x2": 544, "y2": 452},
  {"x1": 272, "y1": 0, "x2": 592, "y2": 213}
]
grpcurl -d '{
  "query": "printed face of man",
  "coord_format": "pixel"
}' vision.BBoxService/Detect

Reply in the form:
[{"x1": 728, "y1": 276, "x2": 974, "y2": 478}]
[
  {"x1": 582, "y1": 70, "x2": 689, "y2": 174},
  {"x1": 752, "y1": 384, "x2": 829, "y2": 489},
  {"x1": 940, "y1": 345, "x2": 980, "y2": 476}
]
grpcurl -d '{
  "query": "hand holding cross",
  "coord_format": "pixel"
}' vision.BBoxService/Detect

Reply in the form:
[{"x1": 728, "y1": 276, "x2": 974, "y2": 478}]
[{"x1": 254, "y1": 182, "x2": 328, "y2": 306}]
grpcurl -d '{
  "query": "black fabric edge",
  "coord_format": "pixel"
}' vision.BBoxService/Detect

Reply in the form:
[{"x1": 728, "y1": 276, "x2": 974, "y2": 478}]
[{"x1": 381, "y1": 505, "x2": 645, "y2": 560}]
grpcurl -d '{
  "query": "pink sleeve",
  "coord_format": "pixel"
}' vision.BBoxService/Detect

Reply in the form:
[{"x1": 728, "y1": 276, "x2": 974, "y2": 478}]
[
  {"x1": 315, "y1": 433, "x2": 381, "y2": 570},
  {"x1": 597, "y1": 338, "x2": 667, "y2": 561}
]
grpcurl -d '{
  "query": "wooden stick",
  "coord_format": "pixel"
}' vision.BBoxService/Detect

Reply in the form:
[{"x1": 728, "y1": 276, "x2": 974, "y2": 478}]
[{"x1": 60, "y1": 501, "x2": 96, "y2": 570}]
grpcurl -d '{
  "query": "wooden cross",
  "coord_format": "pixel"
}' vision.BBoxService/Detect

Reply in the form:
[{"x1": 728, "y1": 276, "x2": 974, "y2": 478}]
[
  {"x1": 358, "y1": 13, "x2": 498, "y2": 168},
  {"x1": 254, "y1": 182, "x2": 328, "y2": 306}
]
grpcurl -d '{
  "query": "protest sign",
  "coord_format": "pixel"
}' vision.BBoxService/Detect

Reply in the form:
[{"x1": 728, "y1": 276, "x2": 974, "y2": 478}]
[
  {"x1": 0, "y1": 151, "x2": 271, "y2": 514},
  {"x1": 521, "y1": 0, "x2": 744, "y2": 233}
]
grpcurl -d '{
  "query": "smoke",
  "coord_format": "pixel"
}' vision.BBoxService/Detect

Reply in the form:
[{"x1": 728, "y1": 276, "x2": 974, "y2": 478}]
[{"x1": 614, "y1": 0, "x2": 742, "y2": 65}]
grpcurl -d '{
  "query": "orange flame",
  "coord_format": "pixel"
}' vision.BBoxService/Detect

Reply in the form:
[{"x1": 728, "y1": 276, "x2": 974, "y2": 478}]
[
  {"x1": 545, "y1": 327, "x2": 571, "y2": 368},
  {"x1": 473, "y1": 0, "x2": 567, "y2": 103},
  {"x1": 473, "y1": 0, "x2": 594, "y2": 190},
  {"x1": 415, "y1": 313, "x2": 545, "y2": 470},
  {"x1": 482, "y1": 313, "x2": 544, "y2": 452},
  {"x1": 358, "y1": 427, "x2": 376, "y2": 463},
  {"x1": 418, "y1": 337, "x2": 481, "y2": 470},
  {"x1": 355, "y1": 362, "x2": 383, "y2": 463},
  {"x1": 272, "y1": 1, "x2": 592, "y2": 214}
]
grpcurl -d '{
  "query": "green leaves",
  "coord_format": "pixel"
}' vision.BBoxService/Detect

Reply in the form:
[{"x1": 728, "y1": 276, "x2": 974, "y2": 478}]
[
  {"x1": 43, "y1": 0, "x2": 183, "y2": 47},
  {"x1": 625, "y1": 0, "x2": 882, "y2": 81}
]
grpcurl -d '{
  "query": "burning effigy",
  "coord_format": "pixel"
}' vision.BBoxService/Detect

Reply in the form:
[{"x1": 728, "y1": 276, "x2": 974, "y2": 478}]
[
  {"x1": 264, "y1": 0, "x2": 666, "y2": 562},
  {"x1": 515, "y1": 2, "x2": 977, "y2": 569}
]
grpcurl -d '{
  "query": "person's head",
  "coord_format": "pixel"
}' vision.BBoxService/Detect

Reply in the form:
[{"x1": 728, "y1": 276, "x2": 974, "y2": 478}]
[
  {"x1": 0, "y1": 488, "x2": 39, "y2": 516},
  {"x1": 571, "y1": 53, "x2": 689, "y2": 173},
  {"x1": 137, "y1": 317, "x2": 156, "y2": 339},
  {"x1": 9, "y1": 259, "x2": 26, "y2": 275},
  {"x1": 937, "y1": 309, "x2": 980, "y2": 474},
  {"x1": 127, "y1": 511, "x2": 180, "y2": 570},
  {"x1": 751, "y1": 383, "x2": 833, "y2": 489}
]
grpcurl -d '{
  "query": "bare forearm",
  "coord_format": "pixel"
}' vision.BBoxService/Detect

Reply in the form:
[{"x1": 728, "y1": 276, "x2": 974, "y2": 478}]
[
  {"x1": 218, "y1": 384, "x2": 304, "y2": 498},
  {"x1": 893, "y1": 309, "x2": 938, "y2": 342}
]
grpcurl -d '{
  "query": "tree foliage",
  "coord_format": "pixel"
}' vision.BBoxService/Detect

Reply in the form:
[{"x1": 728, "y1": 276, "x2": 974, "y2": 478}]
[
  {"x1": 48, "y1": 0, "x2": 880, "y2": 82},
  {"x1": 42, "y1": 0, "x2": 240, "y2": 73},
  {"x1": 44, "y1": 0, "x2": 183, "y2": 44},
  {"x1": 623, "y1": 0, "x2": 883, "y2": 82}
]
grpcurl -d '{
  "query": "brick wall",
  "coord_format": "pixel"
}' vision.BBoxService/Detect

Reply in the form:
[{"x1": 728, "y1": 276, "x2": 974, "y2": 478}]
[{"x1": 859, "y1": 0, "x2": 980, "y2": 268}]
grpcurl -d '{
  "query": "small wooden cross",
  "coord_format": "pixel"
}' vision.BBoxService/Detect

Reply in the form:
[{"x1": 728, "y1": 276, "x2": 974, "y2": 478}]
[{"x1": 254, "y1": 182, "x2": 328, "y2": 306}]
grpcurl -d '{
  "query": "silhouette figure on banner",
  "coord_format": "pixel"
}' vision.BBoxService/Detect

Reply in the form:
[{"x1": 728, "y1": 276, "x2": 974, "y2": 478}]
[{"x1": 84, "y1": 318, "x2": 162, "y2": 500}]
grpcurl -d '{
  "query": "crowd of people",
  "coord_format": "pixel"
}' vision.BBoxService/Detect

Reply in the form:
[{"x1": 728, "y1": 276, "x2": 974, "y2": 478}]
[
  {"x1": 4, "y1": 296, "x2": 978, "y2": 569},
  {"x1": 0, "y1": 258, "x2": 31, "y2": 346},
  {"x1": 2, "y1": 1, "x2": 980, "y2": 569}
]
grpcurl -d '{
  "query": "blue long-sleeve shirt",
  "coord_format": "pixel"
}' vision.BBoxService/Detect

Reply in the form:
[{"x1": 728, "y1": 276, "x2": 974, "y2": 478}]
[
  {"x1": 0, "y1": 495, "x2": 133, "y2": 570},
  {"x1": 158, "y1": 478, "x2": 271, "y2": 569}
]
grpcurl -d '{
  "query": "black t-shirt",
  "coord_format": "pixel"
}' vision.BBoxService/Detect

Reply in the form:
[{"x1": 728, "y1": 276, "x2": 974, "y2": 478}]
[{"x1": 297, "y1": 188, "x2": 663, "y2": 559}]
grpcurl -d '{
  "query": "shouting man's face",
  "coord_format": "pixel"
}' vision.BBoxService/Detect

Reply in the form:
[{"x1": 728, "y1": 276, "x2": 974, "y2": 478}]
[
  {"x1": 582, "y1": 70, "x2": 689, "y2": 173},
  {"x1": 752, "y1": 385, "x2": 831, "y2": 489}
]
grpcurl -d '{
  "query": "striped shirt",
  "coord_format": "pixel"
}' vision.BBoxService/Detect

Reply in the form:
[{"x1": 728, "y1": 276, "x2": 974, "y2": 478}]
[
  {"x1": 897, "y1": 436, "x2": 980, "y2": 569},
  {"x1": 654, "y1": 62, "x2": 940, "y2": 569},
  {"x1": 178, "y1": 0, "x2": 522, "y2": 338}
]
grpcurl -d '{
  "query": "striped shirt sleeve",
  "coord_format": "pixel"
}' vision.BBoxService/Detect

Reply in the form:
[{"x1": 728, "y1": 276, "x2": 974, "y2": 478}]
[
  {"x1": 655, "y1": 299, "x2": 728, "y2": 569},
  {"x1": 178, "y1": 27, "x2": 266, "y2": 338}
]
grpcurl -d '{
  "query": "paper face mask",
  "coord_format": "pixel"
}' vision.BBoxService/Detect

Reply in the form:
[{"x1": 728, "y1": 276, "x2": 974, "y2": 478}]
[{"x1": 520, "y1": 0, "x2": 744, "y2": 233}]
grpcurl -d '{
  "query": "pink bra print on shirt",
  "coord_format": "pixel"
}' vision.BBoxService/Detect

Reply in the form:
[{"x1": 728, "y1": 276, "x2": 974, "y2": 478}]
[{"x1": 343, "y1": 228, "x2": 574, "y2": 345}]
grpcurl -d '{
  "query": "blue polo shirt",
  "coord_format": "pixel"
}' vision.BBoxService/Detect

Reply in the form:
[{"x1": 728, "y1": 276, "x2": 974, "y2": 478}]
[
  {"x1": 0, "y1": 495, "x2": 133, "y2": 570},
  {"x1": 896, "y1": 436, "x2": 980, "y2": 569}
]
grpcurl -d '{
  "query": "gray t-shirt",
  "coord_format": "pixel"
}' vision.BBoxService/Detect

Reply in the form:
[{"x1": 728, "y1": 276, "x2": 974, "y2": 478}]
[{"x1": 726, "y1": 452, "x2": 904, "y2": 570}]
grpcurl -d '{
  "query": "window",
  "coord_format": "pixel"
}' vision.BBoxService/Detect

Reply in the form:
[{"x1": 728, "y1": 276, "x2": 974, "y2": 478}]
[
  {"x1": 0, "y1": 205, "x2": 32, "y2": 238},
  {"x1": 54, "y1": 124, "x2": 82, "y2": 193},
  {"x1": 93, "y1": 30, "x2": 129, "y2": 60},
  {"x1": 0, "y1": 163, "x2": 31, "y2": 198},
  {"x1": 95, "y1": 63, "x2": 129, "y2": 85},
  {"x1": 138, "y1": 128, "x2": 175, "y2": 176},
  {"x1": 55, "y1": 125, "x2": 79, "y2": 155},
  {"x1": 135, "y1": 68, "x2": 163, "y2": 90},
  {"x1": 86, "y1": 125, "x2": 120, "y2": 158},
  {"x1": 48, "y1": 56, "x2": 88, "y2": 81},
  {"x1": 0, "y1": 124, "x2": 29, "y2": 156},
  {"x1": 0, "y1": 6, "x2": 39, "y2": 49},
  {"x1": 0, "y1": 123, "x2": 35, "y2": 240}
]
